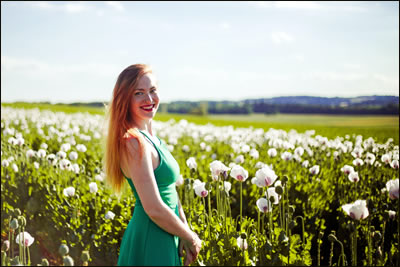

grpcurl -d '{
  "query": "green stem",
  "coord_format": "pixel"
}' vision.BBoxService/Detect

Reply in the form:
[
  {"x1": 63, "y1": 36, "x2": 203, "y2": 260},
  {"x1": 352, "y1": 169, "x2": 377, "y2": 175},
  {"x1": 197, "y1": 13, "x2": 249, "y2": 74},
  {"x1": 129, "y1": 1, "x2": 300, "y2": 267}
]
[{"x1": 240, "y1": 182, "x2": 243, "y2": 231}]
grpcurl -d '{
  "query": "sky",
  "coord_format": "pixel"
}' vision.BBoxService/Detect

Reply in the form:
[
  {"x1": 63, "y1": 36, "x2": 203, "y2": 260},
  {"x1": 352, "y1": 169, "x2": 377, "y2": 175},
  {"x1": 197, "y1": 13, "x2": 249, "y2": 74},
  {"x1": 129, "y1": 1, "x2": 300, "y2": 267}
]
[{"x1": 1, "y1": 1, "x2": 399, "y2": 104}]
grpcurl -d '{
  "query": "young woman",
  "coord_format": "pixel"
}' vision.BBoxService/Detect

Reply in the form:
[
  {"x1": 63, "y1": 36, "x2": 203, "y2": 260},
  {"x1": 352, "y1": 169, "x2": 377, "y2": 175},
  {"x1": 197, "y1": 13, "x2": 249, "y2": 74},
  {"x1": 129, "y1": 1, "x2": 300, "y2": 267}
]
[{"x1": 104, "y1": 64, "x2": 202, "y2": 266}]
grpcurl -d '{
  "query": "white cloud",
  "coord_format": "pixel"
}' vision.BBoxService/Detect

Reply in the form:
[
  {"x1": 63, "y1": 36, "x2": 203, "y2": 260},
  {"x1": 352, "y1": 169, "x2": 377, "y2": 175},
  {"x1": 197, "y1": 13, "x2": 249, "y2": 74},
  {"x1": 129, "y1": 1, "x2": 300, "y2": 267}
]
[
  {"x1": 29, "y1": 1, "x2": 94, "y2": 14},
  {"x1": 104, "y1": 1, "x2": 124, "y2": 12},
  {"x1": 271, "y1": 32, "x2": 294, "y2": 44},
  {"x1": 303, "y1": 71, "x2": 366, "y2": 81},
  {"x1": 1, "y1": 55, "x2": 121, "y2": 78},
  {"x1": 220, "y1": 22, "x2": 231, "y2": 30},
  {"x1": 274, "y1": 1, "x2": 321, "y2": 9}
]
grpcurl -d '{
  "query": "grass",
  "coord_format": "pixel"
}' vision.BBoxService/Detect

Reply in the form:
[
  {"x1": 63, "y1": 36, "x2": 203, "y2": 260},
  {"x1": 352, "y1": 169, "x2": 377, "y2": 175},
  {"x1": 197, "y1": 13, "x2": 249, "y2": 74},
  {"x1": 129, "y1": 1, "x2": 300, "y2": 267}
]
[{"x1": 2, "y1": 102, "x2": 399, "y2": 144}]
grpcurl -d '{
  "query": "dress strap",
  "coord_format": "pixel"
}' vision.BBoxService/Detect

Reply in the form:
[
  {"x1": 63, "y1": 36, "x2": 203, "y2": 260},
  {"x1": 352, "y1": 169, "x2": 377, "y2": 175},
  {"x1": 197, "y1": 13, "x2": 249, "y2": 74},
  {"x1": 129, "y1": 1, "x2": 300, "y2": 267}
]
[{"x1": 138, "y1": 130, "x2": 160, "y2": 149}]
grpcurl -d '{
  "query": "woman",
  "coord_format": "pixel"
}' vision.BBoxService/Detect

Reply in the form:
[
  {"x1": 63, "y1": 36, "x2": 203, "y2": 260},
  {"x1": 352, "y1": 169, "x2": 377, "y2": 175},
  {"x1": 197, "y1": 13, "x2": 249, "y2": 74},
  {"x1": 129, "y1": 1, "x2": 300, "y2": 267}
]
[{"x1": 104, "y1": 64, "x2": 202, "y2": 266}]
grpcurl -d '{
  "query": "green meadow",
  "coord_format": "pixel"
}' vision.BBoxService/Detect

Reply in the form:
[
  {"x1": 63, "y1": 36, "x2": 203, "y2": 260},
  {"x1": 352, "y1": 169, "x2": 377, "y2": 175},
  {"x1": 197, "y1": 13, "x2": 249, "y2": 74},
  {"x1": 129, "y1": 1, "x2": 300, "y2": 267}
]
[{"x1": 2, "y1": 102, "x2": 398, "y2": 144}]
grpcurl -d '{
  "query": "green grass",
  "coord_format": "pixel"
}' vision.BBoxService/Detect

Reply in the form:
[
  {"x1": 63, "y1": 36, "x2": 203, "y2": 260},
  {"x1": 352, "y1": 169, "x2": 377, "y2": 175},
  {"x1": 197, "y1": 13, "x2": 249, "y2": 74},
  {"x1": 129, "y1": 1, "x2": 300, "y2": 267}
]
[{"x1": 2, "y1": 102, "x2": 398, "y2": 144}]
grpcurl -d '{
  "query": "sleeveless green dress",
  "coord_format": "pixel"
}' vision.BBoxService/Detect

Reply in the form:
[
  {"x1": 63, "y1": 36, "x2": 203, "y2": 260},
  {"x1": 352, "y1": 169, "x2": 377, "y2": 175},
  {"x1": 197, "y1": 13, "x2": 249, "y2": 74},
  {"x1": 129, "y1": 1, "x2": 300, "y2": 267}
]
[{"x1": 117, "y1": 130, "x2": 182, "y2": 266}]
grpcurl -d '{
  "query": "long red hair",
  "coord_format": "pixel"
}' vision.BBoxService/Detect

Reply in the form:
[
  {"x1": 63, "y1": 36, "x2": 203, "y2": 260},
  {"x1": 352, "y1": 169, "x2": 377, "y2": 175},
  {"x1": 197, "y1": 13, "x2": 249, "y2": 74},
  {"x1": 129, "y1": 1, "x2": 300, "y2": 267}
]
[{"x1": 104, "y1": 64, "x2": 152, "y2": 194}]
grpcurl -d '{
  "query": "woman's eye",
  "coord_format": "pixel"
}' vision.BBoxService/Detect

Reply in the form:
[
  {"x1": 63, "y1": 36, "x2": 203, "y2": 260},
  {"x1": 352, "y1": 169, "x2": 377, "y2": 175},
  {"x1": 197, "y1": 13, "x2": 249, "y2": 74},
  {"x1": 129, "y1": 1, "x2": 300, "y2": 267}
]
[{"x1": 135, "y1": 92, "x2": 143, "y2": 96}]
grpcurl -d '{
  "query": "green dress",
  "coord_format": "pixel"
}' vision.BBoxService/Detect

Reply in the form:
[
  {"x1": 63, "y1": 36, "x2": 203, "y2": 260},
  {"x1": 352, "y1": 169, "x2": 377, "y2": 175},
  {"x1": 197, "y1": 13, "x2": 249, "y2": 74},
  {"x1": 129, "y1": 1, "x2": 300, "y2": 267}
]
[{"x1": 118, "y1": 130, "x2": 182, "y2": 266}]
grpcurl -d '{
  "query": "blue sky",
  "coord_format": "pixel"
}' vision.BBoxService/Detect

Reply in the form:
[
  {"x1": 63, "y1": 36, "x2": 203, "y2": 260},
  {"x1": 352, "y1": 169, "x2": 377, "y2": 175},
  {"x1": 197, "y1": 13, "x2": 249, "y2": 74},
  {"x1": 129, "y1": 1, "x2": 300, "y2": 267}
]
[{"x1": 1, "y1": 1, "x2": 399, "y2": 103}]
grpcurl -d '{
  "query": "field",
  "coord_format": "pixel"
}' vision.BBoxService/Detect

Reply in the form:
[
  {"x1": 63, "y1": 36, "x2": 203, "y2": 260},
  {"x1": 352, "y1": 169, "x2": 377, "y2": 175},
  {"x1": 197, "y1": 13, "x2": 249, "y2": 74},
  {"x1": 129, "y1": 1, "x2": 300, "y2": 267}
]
[{"x1": 1, "y1": 103, "x2": 399, "y2": 266}]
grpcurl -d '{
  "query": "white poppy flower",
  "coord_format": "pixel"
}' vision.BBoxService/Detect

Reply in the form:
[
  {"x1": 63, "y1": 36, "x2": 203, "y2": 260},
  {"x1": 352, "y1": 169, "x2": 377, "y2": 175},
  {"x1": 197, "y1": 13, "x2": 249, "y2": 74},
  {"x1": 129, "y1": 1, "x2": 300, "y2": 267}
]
[
  {"x1": 37, "y1": 149, "x2": 46, "y2": 158},
  {"x1": 266, "y1": 187, "x2": 280, "y2": 205},
  {"x1": 267, "y1": 148, "x2": 277, "y2": 157},
  {"x1": 342, "y1": 200, "x2": 369, "y2": 220},
  {"x1": 2, "y1": 159, "x2": 9, "y2": 167},
  {"x1": 33, "y1": 162, "x2": 40, "y2": 169},
  {"x1": 235, "y1": 155, "x2": 245, "y2": 164},
  {"x1": 348, "y1": 171, "x2": 360, "y2": 182},
  {"x1": 194, "y1": 182, "x2": 208, "y2": 198},
  {"x1": 309, "y1": 165, "x2": 320, "y2": 175},
  {"x1": 254, "y1": 166, "x2": 277, "y2": 187},
  {"x1": 15, "y1": 231, "x2": 35, "y2": 247},
  {"x1": 76, "y1": 144, "x2": 87, "y2": 152},
  {"x1": 105, "y1": 211, "x2": 115, "y2": 220},
  {"x1": 381, "y1": 154, "x2": 391, "y2": 164},
  {"x1": 249, "y1": 148, "x2": 259, "y2": 159},
  {"x1": 69, "y1": 151, "x2": 78, "y2": 161},
  {"x1": 281, "y1": 151, "x2": 292, "y2": 161},
  {"x1": 182, "y1": 145, "x2": 190, "y2": 152},
  {"x1": 26, "y1": 149, "x2": 35, "y2": 158},
  {"x1": 89, "y1": 182, "x2": 98, "y2": 193},
  {"x1": 390, "y1": 160, "x2": 399, "y2": 170},
  {"x1": 230, "y1": 165, "x2": 249, "y2": 182},
  {"x1": 302, "y1": 160, "x2": 309, "y2": 168},
  {"x1": 209, "y1": 160, "x2": 230, "y2": 181},
  {"x1": 294, "y1": 147, "x2": 304, "y2": 157},
  {"x1": 341, "y1": 165, "x2": 354, "y2": 175},
  {"x1": 186, "y1": 157, "x2": 197, "y2": 170},
  {"x1": 12, "y1": 163, "x2": 18, "y2": 172},
  {"x1": 63, "y1": 186, "x2": 75, "y2": 197},
  {"x1": 237, "y1": 236, "x2": 248, "y2": 250},
  {"x1": 353, "y1": 158, "x2": 364, "y2": 167},
  {"x1": 386, "y1": 179, "x2": 399, "y2": 199},
  {"x1": 60, "y1": 143, "x2": 71, "y2": 152},
  {"x1": 256, "y1": 198, "x2": 272, "y2": 213}
]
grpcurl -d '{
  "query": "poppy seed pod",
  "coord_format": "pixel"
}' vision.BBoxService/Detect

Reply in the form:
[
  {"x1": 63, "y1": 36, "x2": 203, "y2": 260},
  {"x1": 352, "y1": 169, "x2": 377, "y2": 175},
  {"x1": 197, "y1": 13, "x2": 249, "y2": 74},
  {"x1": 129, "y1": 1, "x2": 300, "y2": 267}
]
[
  {"x1": 373, "y1": 231, "x2": 382, "y2": 244},
  {"x1": 18, "y1": 216, "x2": 26, "y2": 227},
  {"x1": 10, "y1": 218, "x2": 19, "y2": 230},
  {"x1": 275, "y1": 185, "x2": 283, "y2": 195},
  {"x1": 81, "y1": 251, "x2": 90, "y2": 262},
  {"x1": 41, "y1": 258, "x2": 49, "y2": 266},
  {"x1": 59, "y1": 244, "x2": 69, "y2": 256},
  {"x1": 240, "y1": 233, "x2": 247, "y2": 239},
  {"x1": 282, "y1": 175, "x2": 288, "y2": 184},
  {"x1": 63, "y1": 255, "x2": 74, "y2": 266},
  {"x1": 328, "y1": 234, "x2": 337, "y2": 242}
]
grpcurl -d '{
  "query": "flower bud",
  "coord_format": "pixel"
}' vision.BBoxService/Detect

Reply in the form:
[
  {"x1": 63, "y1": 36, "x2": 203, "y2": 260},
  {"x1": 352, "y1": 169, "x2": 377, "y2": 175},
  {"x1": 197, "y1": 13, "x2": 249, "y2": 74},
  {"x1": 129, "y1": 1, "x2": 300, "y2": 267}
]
[
  {"x1": 282, "y1": 175, "x2": 288, "y2": 184},
  {"x1": 240, "y1": 233, "x2": 247, "y2": 239},
  {"x1": 18, "y1": 216, "x2": 26, "y2": 227},
  {"x1": 41, "y1": 258, "x2": 49, "y2": 266},
  {"x1": 288, "y1": 205, "x2": 295, "y2": 213},
  {"x1": 81, "y1": 251, "x2": 90, "y2": 262},
  {"x1": 10, "y1": 218, "x2": 19, "y2": 230},
  {"x1": 13, "y1": 209, "x2": 21, "y2": 217},
  {"x1": 59, "y1": 244, "x2": 69, "y2": 256},
  {"x1": 328, "y1": 234, "x2": 337, "y2": 242},
  {"x1": 318, "y1": 231, "x2": 324, "y2": 239},
  {"x1": 63, "y1": 255, "x2": 74, "y2": 266},
  {"x1": 275, "y1": 185, "x2": 283, "y2": 195},
  {"x1": 373, "y1": 231, "x2": 382, "y2": 244},
  {"x1": 2, "y1": 240, "x2": 10, "y2": 251}
]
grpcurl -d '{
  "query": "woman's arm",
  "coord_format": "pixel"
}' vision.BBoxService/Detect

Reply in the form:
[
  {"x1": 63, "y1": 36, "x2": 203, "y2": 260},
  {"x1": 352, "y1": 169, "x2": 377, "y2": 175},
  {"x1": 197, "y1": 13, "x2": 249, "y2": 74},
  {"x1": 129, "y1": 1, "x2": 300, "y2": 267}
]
[
  {"x1": 178, "y1": 198, "x2": 188, "y2": 225},
  {"x1": 121, "y1": 137, "x2": 201, "y2": 251}
]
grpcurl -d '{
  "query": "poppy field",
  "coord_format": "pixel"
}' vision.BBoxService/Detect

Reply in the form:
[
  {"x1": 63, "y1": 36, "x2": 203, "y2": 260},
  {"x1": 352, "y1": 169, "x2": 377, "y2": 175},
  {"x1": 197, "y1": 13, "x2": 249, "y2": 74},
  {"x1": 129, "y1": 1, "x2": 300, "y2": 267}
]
[{"x1": 1, "y1": 105, "x2": 399, "y2": 266}]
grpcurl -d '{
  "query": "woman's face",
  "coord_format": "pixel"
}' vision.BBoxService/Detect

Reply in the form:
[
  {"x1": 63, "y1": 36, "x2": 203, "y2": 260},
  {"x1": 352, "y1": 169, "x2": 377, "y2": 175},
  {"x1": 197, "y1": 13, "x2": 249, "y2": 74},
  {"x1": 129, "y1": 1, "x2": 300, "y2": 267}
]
[{"x1": 130, "y1": 73, "x2": 159, "y2": 122}]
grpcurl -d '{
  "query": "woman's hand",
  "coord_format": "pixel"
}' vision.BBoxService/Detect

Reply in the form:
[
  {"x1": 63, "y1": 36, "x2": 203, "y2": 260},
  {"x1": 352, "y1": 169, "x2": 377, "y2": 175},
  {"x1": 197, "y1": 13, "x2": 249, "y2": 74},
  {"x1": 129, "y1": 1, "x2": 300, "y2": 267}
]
[
  {"x1": 181, "y1": 232, "x2": 202, "y2": 265},
  {"x1": 179, "y1": 237, "x2": 198, "y2": 266}
]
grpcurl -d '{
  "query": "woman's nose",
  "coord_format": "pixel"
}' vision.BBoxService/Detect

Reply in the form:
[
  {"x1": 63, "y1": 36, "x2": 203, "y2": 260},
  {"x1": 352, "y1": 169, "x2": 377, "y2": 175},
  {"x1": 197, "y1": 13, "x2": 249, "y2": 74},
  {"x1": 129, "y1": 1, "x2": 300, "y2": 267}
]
[{"x1": 144, "y1": 93, "x2": 153, "y2": 103}]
